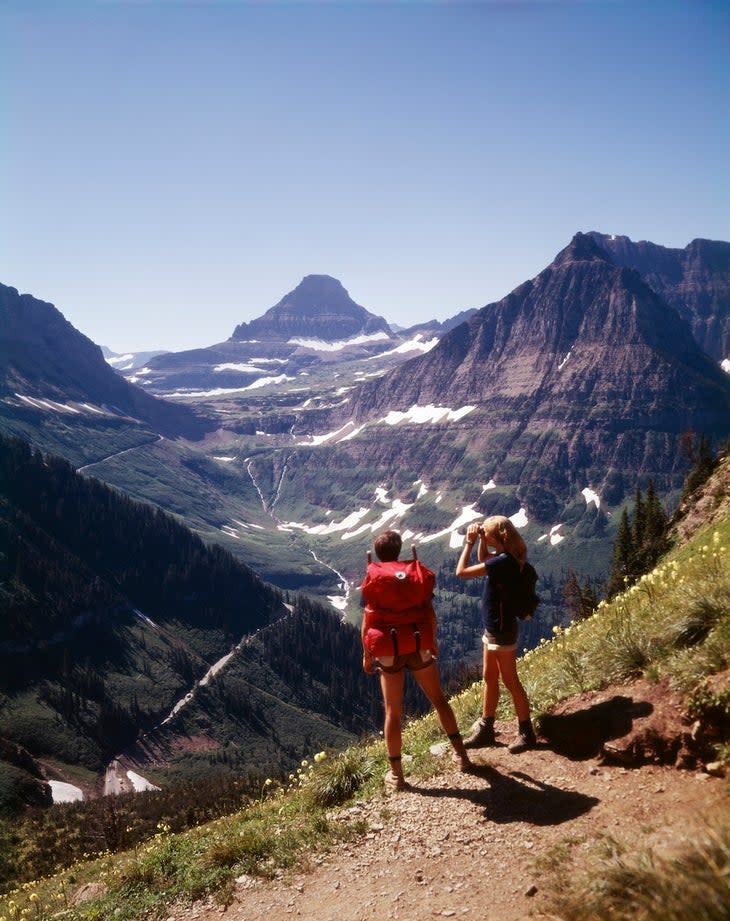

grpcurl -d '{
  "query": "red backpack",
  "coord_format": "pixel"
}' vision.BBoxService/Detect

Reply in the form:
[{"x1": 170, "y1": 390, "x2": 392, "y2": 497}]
[{"x1": 361, "y1": 547, "x2": 436, "y2": 658}]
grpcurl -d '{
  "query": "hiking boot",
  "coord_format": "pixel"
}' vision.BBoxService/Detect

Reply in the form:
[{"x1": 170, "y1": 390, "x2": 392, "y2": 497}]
[
  {"x1": 463, "y1": 717, "x2": 496, "y2": 749},
  {"x1": 508, "y1": 720, "x2": 536, "y2": 753}
]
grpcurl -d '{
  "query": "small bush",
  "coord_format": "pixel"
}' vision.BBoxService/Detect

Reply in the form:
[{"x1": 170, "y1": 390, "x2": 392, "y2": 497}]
[{"x1": 304, "y1": 749, "x2": 377, "y2": 807}]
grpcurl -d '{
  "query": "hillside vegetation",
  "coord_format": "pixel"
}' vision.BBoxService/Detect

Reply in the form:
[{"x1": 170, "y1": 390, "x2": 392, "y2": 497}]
[
  {"x1": 2, "y1": 453, "x2": 727, "y2": 921},
  {"x1": 0, "y1": 433, "x2": 385, "y2": 825}
]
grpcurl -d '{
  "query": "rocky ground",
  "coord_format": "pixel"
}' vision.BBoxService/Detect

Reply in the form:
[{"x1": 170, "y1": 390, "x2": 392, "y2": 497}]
[{"x1": 165, "y1": 677, "x2": 728, "y2": 921}]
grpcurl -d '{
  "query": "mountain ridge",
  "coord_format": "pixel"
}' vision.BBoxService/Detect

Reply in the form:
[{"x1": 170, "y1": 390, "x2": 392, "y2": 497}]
[{"x1": 0, "y1": 283, "x2": 209, "y2": 440}]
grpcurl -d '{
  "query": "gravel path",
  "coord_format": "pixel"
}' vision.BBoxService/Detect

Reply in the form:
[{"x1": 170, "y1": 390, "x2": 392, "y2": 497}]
[{"x1": 174, "y1": 714, "x2": 727, "y2": 921}]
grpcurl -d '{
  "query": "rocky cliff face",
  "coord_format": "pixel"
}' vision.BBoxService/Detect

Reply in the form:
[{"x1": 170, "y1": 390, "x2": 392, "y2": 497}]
[
  {"x1": 230, "y1": 275, "x2": 392, "y2": 342},
  {"x1": 587, "y1": 232, "x2": 730, "y2": 364},
  {"x1": 328, "y1": 234, "x2": 730, "y2": 512}
]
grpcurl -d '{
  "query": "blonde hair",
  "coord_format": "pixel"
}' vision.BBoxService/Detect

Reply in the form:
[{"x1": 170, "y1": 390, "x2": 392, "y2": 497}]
[{"x1": 482, "y1": 515, "x2": 527, "y2": 565}]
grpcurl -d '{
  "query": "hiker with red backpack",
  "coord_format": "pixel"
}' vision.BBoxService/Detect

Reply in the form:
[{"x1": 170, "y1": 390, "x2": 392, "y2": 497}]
[
  {"x1": 456, "y1": 515, "x2": 539, "y2": 753},
  {"x1": 361, "y1": 529, "x2": 472, "y2": 790}
]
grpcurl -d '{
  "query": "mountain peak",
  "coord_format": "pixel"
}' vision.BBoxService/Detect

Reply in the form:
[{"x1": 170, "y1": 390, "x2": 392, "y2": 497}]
[
  {"x1": 554, "y1": 232, "x2": 613, "y2": 267},
  {"x1": 230, "y1": 276, "x2": 392, "y2": 342}
]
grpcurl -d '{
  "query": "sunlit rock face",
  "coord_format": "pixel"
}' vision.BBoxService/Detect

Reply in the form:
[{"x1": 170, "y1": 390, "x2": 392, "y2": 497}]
[{"x1": 325, "y1": 233, "x2": 730, "y2": 508}]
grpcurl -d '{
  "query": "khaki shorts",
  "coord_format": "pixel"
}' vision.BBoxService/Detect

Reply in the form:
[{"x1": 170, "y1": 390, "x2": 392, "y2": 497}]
[
  {"x1": 377, "y1": 650, "x2": 435, "y2": 673},
  {"x1": 483, "y1": 622, "x2": 518, "y2": 651}
]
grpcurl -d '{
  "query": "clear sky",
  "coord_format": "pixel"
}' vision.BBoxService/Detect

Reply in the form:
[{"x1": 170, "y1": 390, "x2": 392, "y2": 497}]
[{"x1": 2, "y1": 0, "x2": 728, "y2": 352}]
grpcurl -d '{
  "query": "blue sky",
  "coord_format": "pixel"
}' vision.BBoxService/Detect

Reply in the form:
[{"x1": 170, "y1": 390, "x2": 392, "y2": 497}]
[{"x1": 2, "y1": 0, "x2": 728, "y2": 352}]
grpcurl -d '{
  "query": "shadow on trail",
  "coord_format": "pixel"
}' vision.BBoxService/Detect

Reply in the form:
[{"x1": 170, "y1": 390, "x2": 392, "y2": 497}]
[
  {"x1": 538, "y1": 695, "x2": 654, "y2": 759},
  {"x1": 412, "y1": 763, "x2": 600, "y2": 826}
]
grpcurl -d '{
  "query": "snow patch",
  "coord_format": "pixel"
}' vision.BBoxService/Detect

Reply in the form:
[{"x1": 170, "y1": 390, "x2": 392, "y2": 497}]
[
  {"x1": 558, "y1": 350, "x2": 572, "y2": 370},
  {"x1": 510, "y1": 507, "x2": 529, "y2": 528},
  {"x1": 16, "y1": 394, "x2": 81, "y2": 414},
  {"x1": 366, "y1": 334, "x2": 439, "y2": 359},
  {"x1": 582, "y1": 487, "x2": 601, "y2": 509},
  {"x1": 279, "y1": 507, "x2": 371, "y2": 537},
  {"x1": 161, "y1": 386, "x2": 257, "y2": 398},
  {"x1": 298, "y1": 420, "x2": 361, "y2": 446},
  {"x1": 133, "y1": 609, "x2": 159, "y2": 629},
  {"x1": 539, "y1": 524, "x2": 565, "y2": 546},
  {"x1": 128, "y1": 367, "x2": 153, "y2": 382},
  {"x1": 79, "y1": 402, "x2": 107, "y2": 415},
  {"x1": 106, "y1": 353, "x2": 135, "y2": 370},
  {"x1": 288, "y1": 332, "x2": 390, "y2": 352},
  {"x1": 213, "y1": 362, "x2": 270, "y2": 373},
  {"x1": 243, "y1": 374, "x2": 295, "y2": 390},
  {"x1": 49, "y1": 781, "x2": 84, "y2": 803},
  {"x1": 382, "y1": 404, "x2": 476, "y2": 426},
  {"x1": 449, "y1": 530, "x2": 464, "y2": 549},
  {"x1": 421, "y1": 504, "x2": 482, "y2": 544},
  {"x1": 215, "y1": 360, "x2": 287, "y2": 371},
  {"x1": 126, "y1": 771, "x2": 161, "y2": 792},
  {"x1": 722, "y1": 358, "x2": 730, "y2": 374},
  {"x1": 482, "y1": 480, "x2": 496, "y2": 491},
  {"x1": 161, "y1": 375, "x2": 294, "y2": 398}
]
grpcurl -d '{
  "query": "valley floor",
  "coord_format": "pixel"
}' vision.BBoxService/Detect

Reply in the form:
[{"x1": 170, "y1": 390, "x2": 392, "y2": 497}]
[{"x1": 169, "y1": 716, "x2": 728, "y2": 921}]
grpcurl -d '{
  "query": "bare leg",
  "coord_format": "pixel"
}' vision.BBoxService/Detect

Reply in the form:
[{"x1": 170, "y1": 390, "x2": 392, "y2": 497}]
[
  {"x1": 483, "y1": 645, "x2": 501, "y2": 718},
  {"x1": 412, "y1": 661, "x2": 472, "y2": 770},
  {"x1": 411, "y1": 660, "x2": 458, "y2": 736},
  {"x1": 495, "y1": 648, "x2": 530, "y2": 721},
  {"x1": 379, "y1": 669, "x2": 406, "y2": 782}
]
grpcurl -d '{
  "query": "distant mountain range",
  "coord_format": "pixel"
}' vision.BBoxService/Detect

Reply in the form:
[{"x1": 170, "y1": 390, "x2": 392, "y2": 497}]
[
  {"x1": 1, "y1": 228, "x2": 729, "y2": 810},
  {"x1": 111, "y1": 274, "x2": 472, "y2": 399},
  {"x1": 102, "y1": 346, "x2": 169, "y2": 371}
]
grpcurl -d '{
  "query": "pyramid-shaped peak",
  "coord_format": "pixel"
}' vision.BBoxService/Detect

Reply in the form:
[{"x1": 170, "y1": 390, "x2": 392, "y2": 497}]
[
  {"x1": 275, "y1": 275, "x2": 360, "y2": 316},
  {"x1": 230, "y1": 275, "x2": 392, "y2": 342},
  {"x1": 554, "y1": 232, "x2": 613, "y2": 267}
]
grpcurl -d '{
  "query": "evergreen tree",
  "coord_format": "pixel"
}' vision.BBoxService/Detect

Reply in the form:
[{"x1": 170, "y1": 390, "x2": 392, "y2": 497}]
[
  {"x1": 631, "y1": 484, "x2": 646, "y2": 551},
  {"x1": 580, "y1": 582, "x2": 598, "y2": 619},
  {"x1": 643, "y1": 480, "x2": 669, "y2": 567},
  {"x1": 561, "y1": 570, "x2": 583, "y2": 622},
  {"x1": 682, "y1": 432, "x2": 717, "y2": 498},
  {"x1": 606, "y1": 480, "x2": 671, "y2": 598},
  {"x1": 607, "y1": 507, "x2": 634, "y2": 598}
]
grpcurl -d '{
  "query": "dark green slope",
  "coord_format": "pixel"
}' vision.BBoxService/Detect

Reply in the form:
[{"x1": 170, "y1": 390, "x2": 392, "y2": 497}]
[{"x1": 0, "y1": 433, "x2": 380, "y2": 813}]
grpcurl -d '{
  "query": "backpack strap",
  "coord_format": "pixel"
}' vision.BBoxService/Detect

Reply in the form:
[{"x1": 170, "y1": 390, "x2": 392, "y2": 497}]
[{"x1": 388, "y1": 623, "x2": 421, "y2": 658}]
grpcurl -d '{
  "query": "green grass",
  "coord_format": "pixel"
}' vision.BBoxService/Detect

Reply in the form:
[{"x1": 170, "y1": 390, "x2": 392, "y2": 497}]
[
  {"x1": 2, "y1": 503, "x2": 728, "y2": 921},
  {"x1": 543, "y1": 825, "x2": 730, "y2": 921}
]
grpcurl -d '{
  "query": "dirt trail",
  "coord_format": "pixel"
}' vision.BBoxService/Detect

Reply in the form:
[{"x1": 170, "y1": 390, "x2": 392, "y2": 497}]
[{"x1": 168, "y1": 689, "x2": 728, "y2": 921}]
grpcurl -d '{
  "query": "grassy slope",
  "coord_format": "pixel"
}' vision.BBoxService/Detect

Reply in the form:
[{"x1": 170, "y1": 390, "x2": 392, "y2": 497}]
[{"x1": 3, "y1": 457, "x2": 728, "y2": 921}]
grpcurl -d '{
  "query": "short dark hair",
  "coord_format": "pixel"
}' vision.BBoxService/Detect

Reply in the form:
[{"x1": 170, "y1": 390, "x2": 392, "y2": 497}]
[{"x1": 374, "y1": 529, "x2": 402, "y2": 562}]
